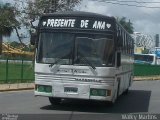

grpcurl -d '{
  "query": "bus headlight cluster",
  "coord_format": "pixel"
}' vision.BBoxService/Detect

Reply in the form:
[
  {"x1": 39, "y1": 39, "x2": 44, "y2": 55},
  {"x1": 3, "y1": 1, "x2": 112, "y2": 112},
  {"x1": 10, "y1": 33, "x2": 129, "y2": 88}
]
[
  {"x1": 90, "y1": 88, "x2": 107, "y2": 96},
  {"x1": 36, "y1": 85, "x2": 52, "y2": 93}
]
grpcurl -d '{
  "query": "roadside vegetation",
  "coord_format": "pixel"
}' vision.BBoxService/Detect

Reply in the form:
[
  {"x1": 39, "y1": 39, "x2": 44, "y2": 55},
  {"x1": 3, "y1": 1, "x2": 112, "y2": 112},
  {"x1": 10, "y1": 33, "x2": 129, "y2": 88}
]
[{"x1": 0, "y1": 61, "x2": 34, "y2": 84}]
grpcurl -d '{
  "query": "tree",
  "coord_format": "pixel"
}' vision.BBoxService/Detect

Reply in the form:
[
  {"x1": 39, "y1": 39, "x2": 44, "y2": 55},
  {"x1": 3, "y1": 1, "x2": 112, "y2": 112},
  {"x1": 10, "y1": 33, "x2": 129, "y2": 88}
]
[
  {"x1": 14, "y1": 0, "x2": 82, "y2": 34},
  {"x1": 117, "y1": 17, "x2": 134, "y2": 34},
  {"x1": 0, "y1": 3, "x2": 20, "y2": 55}
]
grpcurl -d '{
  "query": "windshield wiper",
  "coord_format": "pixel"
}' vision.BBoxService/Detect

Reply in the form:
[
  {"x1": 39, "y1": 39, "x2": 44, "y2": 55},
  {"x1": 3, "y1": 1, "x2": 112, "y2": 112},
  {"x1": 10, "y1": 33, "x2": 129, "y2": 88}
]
[
  {"x1": 75, "y1": 51, "x2": 97, "y2": 75},
  {"x1": 77, "y1": 51, "x2": 96, "y2": 70},
  {"x1": 48, "y1": 55, "x2": 66, "y2": 74},
  {"x1": 49, "y1": 55, "x2": 66, "y2": 68},
  {"x1": 49, "y1": 50, "x2": 73, "y2": 73}
]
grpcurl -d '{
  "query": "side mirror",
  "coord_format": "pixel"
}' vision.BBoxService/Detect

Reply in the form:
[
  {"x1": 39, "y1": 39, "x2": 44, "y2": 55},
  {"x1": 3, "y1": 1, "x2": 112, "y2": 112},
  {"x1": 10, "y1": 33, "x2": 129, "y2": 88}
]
[
  {"x1": 117, "y1": 52, "x2": 121, "y2": 67},
  {"x1": 30, "y1": 33, "x2": 37, "y2": 45}
]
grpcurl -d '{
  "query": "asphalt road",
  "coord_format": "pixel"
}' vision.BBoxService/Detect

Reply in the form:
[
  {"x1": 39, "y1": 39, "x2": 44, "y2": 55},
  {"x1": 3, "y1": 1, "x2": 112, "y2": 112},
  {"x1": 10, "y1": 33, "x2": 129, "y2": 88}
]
[{"x1": 0, "y1": 80, "x2": 160, "y2": 120}]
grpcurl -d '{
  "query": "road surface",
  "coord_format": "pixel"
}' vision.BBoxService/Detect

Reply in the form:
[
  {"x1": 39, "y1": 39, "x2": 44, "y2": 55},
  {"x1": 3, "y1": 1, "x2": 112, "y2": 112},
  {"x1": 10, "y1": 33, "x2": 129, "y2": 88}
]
[{"x1": 0, "y1": 80, "x2": 160, "y2": 120}]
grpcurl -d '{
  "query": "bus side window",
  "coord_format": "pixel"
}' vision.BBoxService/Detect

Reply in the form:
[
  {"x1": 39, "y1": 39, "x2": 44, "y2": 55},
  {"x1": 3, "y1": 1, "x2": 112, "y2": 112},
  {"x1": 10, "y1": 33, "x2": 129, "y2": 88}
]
[{"x1": 117, "y1": 35, "x2": 123, "y2": 48}]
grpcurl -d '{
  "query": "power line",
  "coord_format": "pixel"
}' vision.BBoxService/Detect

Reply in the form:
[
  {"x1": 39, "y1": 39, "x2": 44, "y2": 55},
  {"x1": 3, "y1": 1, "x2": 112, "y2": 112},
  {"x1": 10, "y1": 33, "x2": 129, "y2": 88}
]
[
  {"x1": 100, "y1": 0, "x2": 160, "y2": 4},
  {"x1": 92, "y1": 0, "x2": 160, "y2": 8}
]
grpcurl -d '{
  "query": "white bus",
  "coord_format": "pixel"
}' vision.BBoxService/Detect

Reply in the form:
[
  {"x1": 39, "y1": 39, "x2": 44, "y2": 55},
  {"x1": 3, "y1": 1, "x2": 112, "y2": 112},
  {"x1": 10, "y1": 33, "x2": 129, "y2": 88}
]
[
  {"x1": 31, "y1": 11, "x2": 134, "y2": 104},
  {"x1": 134, "y1": 54, "x2": 156, "y2": 65}
]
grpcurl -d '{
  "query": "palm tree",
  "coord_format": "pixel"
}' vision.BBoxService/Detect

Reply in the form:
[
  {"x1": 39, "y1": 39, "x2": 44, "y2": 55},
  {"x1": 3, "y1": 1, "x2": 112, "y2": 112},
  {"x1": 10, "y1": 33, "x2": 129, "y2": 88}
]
[
  {"x1": 0, "y1": 3, "x2": 19, "y2": 55},
  {"x1": 117, "y1": 17, "x2": 134, "y2": 34}
]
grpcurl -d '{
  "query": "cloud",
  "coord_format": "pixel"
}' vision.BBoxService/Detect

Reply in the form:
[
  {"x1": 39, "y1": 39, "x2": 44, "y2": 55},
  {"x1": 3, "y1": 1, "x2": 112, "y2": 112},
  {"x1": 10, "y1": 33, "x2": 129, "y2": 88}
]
[
  {"x1": 79, "y1": 0, "x2": 160, "y2": 36},
  {"x1": 80, "y1": 0, "x2": 110, "y2": 15}
]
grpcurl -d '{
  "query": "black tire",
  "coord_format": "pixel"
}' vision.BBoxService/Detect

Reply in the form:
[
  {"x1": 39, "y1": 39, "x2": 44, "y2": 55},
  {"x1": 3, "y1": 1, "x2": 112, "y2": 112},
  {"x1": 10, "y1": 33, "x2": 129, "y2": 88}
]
[
  {"x1": 49, "y1": 97, "x2": 62, "y2": 105},
  {"x1": 107, "y1": 101, "x2": 114, "y2": 106},
  {"x1": 123, "y1": 88, "x2": 129, "y2": 95}
]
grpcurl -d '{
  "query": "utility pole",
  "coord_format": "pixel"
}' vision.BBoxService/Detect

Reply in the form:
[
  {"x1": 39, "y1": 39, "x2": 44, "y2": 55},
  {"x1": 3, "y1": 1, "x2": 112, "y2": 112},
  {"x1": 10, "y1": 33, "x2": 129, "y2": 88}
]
[{"x1": 155, "y1": 34, "x2": 159, "y2": 47}]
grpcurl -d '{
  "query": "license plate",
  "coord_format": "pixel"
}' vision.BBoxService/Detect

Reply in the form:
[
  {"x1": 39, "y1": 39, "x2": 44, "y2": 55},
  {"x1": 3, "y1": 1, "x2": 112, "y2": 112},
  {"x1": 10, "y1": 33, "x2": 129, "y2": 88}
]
[{"x1": 64, "y1": 87, "x2": 78, "y2": 93}]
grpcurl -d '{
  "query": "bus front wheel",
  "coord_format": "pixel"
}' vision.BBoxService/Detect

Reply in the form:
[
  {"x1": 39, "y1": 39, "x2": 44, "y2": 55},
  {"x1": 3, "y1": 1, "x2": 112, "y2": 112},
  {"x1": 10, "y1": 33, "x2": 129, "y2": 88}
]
[{"x1": 49, "y1": 97, "x2": 62, "y2": 105}]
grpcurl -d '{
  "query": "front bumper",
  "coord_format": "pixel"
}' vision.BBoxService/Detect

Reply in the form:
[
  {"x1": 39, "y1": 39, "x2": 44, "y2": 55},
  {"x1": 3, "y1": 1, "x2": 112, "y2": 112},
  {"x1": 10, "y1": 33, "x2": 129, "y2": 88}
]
[{"x1": 34, "y1": 81, "x2": 114, "y2": 101}]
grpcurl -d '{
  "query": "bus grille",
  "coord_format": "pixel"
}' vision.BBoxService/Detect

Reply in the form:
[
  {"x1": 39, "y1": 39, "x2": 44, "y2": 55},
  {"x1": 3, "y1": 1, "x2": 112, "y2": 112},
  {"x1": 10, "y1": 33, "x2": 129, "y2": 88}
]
[{"x1": 35, "y1": 73, "x2": 114, "y2": 85}]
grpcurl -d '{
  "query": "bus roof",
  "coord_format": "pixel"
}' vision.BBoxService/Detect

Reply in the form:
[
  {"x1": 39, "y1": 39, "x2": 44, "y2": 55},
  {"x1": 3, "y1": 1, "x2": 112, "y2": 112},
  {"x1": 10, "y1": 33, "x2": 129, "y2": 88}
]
[{"x1": 40, "y1": 11, "x2": 115, "y2": 20}]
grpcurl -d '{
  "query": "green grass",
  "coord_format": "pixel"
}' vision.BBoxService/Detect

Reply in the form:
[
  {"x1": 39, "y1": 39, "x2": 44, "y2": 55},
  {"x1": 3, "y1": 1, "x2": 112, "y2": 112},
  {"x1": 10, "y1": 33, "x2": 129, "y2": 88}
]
[
  {"x1": 134, "y1": 64, "x2": 160, "y2": 76},
  {"x1": 0, "y1": 62, "x2": 34, "y2": 84}
]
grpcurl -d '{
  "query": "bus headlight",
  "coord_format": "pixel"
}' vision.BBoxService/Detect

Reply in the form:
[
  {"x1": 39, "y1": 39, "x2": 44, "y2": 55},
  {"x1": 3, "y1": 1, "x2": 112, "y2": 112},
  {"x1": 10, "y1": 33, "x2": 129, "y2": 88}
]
[
  {"x1": 45, "y1": 86, "x2": 52, "y2": 93},
  {"x1": 36, "y1": 85, "x2": 52, "y2": 93},
  {"x1": 38, "y1": 85, "x2": 45, "y2": 92},
  {"x1": 90, "y1": 88, "x2": 107, "y2": 97}
]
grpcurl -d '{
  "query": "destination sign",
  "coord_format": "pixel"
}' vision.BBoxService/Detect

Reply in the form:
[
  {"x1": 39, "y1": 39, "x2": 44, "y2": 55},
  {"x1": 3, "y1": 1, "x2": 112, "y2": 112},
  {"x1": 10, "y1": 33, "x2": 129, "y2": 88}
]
[{"x1": 41, "y1": 17, "x2": 114, "y2": 31}]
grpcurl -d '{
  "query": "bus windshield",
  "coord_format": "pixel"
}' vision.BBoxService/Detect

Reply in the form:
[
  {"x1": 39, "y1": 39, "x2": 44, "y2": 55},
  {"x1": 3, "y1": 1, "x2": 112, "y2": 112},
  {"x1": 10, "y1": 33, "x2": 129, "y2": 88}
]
[{"x1": 37, "y1": 32, "x2": 115, "y2": 67}]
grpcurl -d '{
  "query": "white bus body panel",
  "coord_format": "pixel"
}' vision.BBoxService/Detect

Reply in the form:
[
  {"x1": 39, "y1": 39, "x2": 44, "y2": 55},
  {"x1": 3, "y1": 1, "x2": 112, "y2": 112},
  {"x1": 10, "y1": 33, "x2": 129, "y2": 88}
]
[{"x1": 34, "y1": 63, "x2": 133, "y2": 101}]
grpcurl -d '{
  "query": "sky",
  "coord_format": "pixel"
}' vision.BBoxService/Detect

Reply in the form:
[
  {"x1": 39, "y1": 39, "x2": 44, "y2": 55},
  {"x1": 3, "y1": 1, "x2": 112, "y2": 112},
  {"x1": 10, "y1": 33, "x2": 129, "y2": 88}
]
[
  {"x1": 79, "y1": 0, "x2": 160, "y2": 37},
  {"x1": 1, "y1": 0, "x2": 160, "y2": 42}
]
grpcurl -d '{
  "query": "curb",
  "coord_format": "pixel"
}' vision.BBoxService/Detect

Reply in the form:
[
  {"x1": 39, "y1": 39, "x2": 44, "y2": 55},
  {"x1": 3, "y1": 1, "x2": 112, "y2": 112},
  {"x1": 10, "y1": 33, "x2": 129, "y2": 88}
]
[
  {"x1": 134, "y1": 76, "x2": 160, "y2": 81},
  {"x1": 0, "y1": 83, "x2": 34, "y2": 92},
  {"x1": 0, "y1": 87, "x2": 34, "y2": 92}
]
